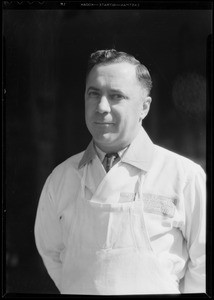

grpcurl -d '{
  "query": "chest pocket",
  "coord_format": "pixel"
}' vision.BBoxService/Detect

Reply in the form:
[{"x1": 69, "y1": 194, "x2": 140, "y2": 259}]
[{"x1": 141, "y1": 193, "x2": 177, "y2": 218}]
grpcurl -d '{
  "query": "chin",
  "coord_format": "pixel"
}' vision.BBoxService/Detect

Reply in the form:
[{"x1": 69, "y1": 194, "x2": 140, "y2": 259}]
[
  {"x1": 94, "y1": 136, "x2": 113, "y2": 145},
  {"x1": 94, "y1": 133, "x2": 116, "y2": 147}
]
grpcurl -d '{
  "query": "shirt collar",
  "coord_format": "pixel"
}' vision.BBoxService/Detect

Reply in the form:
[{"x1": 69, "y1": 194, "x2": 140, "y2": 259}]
[
  {"x1": 95, "y1": 144, "x2": 127, "y2": 163},
  {"x1": 78, "y1": 141, "x2": 127, "y2": 169},
  {"x1": 78, "y1": 127, "x2": 154, "y2": 172}
]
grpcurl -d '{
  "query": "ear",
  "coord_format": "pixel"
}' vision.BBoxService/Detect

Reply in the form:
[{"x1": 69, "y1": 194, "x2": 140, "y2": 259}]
[{"x1": 139, "y1": 96, "x2": 152, "y2": 121}]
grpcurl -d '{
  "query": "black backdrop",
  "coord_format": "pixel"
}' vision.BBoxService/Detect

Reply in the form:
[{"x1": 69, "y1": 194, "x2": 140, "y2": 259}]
[{"x1": 3, "y1": 2, "x2": 211, "y2": 294}]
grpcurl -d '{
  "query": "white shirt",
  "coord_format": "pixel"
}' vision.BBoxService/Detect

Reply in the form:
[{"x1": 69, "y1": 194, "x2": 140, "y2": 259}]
[{"x1": 34, "y1": 127, "x2": 206, "y2": 293}]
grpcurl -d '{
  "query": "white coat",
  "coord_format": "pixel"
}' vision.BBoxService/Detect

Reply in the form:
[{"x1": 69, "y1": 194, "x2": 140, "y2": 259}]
[{"x1": 34, "y1": 128, "x2": 206, "y2": 294}]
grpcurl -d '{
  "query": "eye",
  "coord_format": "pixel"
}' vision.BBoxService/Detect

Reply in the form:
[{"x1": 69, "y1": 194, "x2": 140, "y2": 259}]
[
  {"x1": 110, "y1": 94, "x2": 124, "y2": 100},
  {"x1": 88, "y1": 91, "x2": 100, "y2": 97}
]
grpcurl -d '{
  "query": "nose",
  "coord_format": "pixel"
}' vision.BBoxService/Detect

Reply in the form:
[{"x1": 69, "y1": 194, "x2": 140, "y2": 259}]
[{"x1": 97, "y1": 95, "x2": 111, "y2": 114}]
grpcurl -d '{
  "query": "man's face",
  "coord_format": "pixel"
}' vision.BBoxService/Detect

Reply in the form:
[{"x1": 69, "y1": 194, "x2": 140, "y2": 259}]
[{"x1": 85, "y1": 62, "x2": 151, "y2": 152}]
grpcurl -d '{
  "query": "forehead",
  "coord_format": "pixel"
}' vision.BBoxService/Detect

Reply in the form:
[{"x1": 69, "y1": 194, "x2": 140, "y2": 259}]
[{"x1": 86, "y1": 62, "x2": 139, "y2": 87}]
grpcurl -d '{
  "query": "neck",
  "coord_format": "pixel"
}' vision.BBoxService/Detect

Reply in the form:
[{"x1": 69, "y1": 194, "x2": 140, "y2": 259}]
[{"x1": 94, "y1": 142, "x2": 127, "y2": 154}]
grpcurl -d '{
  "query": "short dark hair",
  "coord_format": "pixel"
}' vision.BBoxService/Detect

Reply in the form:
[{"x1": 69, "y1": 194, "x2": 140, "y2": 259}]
[{"x1": 86, "y1": 49, "x2": 152, "y2": 94}]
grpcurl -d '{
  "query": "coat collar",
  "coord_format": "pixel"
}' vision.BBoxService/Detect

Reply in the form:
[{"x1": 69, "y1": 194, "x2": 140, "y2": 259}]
[
  {"x1": 78, "y1": 127, "x2": 154, "y2": 172},
  {"x1": 121, "y1": 127, "x2": 154, "y2": 172},
  {"x1": 78, "y1": 140, "x2": 96, "y2": 169}
]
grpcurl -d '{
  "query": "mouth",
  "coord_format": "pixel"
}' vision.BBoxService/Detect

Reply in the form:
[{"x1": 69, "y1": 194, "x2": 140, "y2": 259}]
[{"x1": 94, "y1": 122, "x2": 114, "y2": 126}]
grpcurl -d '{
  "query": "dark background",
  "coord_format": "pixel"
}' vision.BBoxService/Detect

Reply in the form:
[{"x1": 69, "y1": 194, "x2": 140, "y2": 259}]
[{"x1": 3, "y1": 2, "x2": 211, "y2": 295}]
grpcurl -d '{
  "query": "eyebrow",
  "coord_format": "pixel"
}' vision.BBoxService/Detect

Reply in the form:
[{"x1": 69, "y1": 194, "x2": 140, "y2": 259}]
[
  {"x1": 86, "y1": 87, "x2": 125, "y2": 94},
  {"x1": 109, "y1": 89, "x2": 125, "y2": 94}
]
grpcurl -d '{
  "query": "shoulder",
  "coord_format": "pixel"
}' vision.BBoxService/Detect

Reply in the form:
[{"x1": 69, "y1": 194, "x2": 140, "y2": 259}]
[
  {"x1": 153, "y1": 144, "x2": 205, "y2": 180},
  {"x1": 53, "y1": 151, "x2": 84, "y2": 174},
  {"x1": 48, "y1": 151, "x2": 84, "y2": 187}
]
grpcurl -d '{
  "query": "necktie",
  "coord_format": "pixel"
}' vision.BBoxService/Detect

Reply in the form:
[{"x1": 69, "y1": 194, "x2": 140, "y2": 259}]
[{"x1": 103, "y1": 153, "x2": 119, "y2": 172}]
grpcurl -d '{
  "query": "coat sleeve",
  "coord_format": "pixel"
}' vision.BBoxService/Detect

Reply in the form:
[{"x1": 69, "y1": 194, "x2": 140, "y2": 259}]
[
  {"x1": 34, "y1": 174, "x2": 64, "y2": 291},
  {"x1": 180, "y1": 164, "x2": 206, "y2": 293}
]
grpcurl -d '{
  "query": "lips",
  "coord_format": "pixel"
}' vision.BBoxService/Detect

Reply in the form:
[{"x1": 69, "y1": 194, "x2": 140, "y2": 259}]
[{"x1": 94, "y1": 121, "x2": 114, "y2": 125}]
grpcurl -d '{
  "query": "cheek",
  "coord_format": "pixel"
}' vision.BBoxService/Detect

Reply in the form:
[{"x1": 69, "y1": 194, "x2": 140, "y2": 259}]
[
  {"x1": 112, "y1": 105, "x2": 130, "y2": 122},
  {"x1": 120, "y1": 103, "x2": 141, "y2": 123},
  {"x1": 85, "y1": 101, "x2": 95, "y2": 118},
  {"x1": 131, "y1": 101, "x2": 143, "y2": 119}
]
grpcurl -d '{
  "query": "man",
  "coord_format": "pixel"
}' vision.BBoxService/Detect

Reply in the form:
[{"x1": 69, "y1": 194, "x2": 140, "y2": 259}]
[{"x1": 34, "y1": 49, "x2": 206, "y2": 295}]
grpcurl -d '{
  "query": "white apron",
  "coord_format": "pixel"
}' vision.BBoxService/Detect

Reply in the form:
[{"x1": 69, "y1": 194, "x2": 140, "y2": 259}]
[{"x1": 60, "y1": 161, "x2": 180, "y2": 295}]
